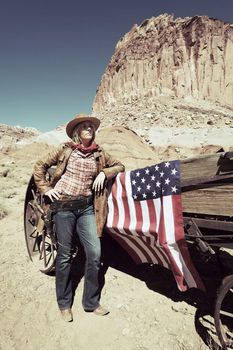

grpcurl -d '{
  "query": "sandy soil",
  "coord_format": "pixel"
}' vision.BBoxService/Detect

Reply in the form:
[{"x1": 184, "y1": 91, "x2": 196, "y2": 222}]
[{"x1": 0, "y1": 146, "x2": 226, "y2": 350}]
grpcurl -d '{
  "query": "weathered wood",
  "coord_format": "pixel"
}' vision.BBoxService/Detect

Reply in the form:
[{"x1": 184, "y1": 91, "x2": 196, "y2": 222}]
[
  {"x1": 180, "y1": 152, "x2": 233, "y2": 217},
  {"x1": 180, "y1": 152, "x2": 233, "y2": 184},
  {"x1": 182, "y1": 185, "x2": 233, "y2": 217}
]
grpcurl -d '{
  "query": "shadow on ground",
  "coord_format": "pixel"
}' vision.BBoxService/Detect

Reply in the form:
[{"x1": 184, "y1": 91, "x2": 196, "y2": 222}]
[{"x1": 97, "y1": 234, "x2": 228, "y2": 350}]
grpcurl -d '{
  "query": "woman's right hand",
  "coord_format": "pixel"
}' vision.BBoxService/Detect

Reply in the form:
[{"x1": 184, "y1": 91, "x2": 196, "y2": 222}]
[{"x1": 44, "y1": 189, "x2": 61, "y2": 202}]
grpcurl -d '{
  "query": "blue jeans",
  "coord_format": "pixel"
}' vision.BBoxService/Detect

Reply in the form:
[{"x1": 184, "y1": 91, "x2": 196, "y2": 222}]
[{"x1": 54, "y1": 204, "x2": 101, "y2": 311}]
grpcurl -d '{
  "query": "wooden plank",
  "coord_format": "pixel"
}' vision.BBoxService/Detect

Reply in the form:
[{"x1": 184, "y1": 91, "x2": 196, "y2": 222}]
[
  {"x1": 182, "y1": 184, "x2": 233, "y2": 217},
  {"x1": 180, "y1": 152, "x2": 233, "y2": 184},
  {"x1": 180, "y1": 152, "x2": 233, "y2": 217},
  {"x1": 183, "y1": 217, "x2": 233, "y2": 232}
]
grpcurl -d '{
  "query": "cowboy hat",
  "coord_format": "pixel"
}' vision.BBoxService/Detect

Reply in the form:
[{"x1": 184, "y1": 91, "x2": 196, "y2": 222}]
[{"x1": 66, "y1": 114, "x2": 100, "y2": 138}]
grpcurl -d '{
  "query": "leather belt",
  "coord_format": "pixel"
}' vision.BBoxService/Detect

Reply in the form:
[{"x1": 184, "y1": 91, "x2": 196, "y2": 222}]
[{"x1": 50, "y1": 195, "x2": 93, "y2": 211}]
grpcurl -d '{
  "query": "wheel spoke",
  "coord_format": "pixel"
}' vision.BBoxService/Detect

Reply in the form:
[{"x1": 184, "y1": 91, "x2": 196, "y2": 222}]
[
  {"x1": 220, "y1": 310, "x2": 233, "y2": 318},
  {"x1": 32, "y1": 231, "x2": 41, "y2": 253},
  {"x1": 38, "y1": 231, "x2": 57, "y2": 270}
]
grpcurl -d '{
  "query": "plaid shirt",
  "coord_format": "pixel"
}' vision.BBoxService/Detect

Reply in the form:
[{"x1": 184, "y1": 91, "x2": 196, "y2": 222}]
[{"x1": 54, "y1": 149, "x2": 97, "y2": 196}]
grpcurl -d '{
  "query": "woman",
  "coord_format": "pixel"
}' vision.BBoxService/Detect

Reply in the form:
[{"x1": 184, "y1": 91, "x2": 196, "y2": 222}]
[{"x1": 33, "y1": 114, "x2": 124, "y2": 322}]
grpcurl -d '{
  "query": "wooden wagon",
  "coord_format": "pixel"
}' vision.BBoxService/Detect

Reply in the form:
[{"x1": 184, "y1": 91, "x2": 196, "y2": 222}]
[{"x1": 24, "y1": 151, "x2": 233, "y2": 349}]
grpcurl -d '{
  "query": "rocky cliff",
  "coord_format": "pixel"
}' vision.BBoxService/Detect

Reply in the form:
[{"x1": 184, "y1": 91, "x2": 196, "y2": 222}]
[{"x1": 93, "y1": 14, "x2": 233, "y2": 129}]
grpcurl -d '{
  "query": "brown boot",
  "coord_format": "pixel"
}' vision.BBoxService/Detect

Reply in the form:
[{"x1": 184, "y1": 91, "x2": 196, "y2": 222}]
[
  {"x1": 93, "y1": 305, "x2": 109, "y2": 316},
  {"x1": 60, "y1": 308, "x2": 73, "y2": 322}
]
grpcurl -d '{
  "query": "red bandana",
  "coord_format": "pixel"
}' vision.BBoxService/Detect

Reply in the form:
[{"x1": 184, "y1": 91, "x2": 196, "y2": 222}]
[{"x1": 67, "y1": 141, "x2": 99, "y2": 154}]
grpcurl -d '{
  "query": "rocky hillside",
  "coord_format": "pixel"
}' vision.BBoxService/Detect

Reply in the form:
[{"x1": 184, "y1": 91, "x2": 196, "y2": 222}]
[
  {"x1": 93, "y1": 14, "x2": 233, "y2": 133},
  {"x1": 0, "y1": 124, "x2": 39, "y2": 152}
]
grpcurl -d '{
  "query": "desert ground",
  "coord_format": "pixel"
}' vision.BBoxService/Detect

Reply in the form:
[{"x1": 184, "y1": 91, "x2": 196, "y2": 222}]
[{"x1": 0, "y1": 127, "x2": 230, "y2": 350}]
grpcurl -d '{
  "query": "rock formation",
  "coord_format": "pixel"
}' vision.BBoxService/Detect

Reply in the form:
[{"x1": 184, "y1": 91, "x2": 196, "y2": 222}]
[
  {"x1": 93, "y1": 14, "x2": 233, "y2": 131},
  {"x1": 96, "y1": 126, "x2": 160, "y2": 169},
  {"x1": 0, "y1": 124, "x2": 39, "y2": 152}
]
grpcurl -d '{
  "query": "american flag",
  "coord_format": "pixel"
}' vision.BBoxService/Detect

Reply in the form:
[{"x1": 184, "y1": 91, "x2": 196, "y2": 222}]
[{"x1": 106, "y1": 160, "x2": 204, "y2": 291}]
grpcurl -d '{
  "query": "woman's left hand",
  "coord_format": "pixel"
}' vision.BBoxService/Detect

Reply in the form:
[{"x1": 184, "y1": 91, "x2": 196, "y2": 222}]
[{"x1": 92, "y1": 171, "x2": 106, "y2": 193}]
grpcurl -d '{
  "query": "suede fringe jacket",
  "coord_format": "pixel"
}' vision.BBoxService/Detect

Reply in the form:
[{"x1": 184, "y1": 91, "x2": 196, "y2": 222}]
[{"x1": 33, "y1": 143, "x2": 125, "y2": 237}]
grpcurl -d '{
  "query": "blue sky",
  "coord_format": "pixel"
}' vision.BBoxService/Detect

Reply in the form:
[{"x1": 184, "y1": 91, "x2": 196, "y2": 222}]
[{"x1": 1, "y1": 0, "x2": 233, "y2": 131}]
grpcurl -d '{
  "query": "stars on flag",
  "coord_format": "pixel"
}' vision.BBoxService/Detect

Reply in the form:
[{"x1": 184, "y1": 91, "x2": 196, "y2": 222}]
[
  {"x1": 130, "y1": 160, "x2": 181, "y2": 201},
  {"x1": 171, "y1": 186, "x2": 178, "y2": 193}
]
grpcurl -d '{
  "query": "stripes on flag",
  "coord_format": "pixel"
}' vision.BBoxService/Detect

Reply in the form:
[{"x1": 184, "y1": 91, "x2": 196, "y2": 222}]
[{"x1": 105, "y1": 160, "x2": 205, "y2": 292}]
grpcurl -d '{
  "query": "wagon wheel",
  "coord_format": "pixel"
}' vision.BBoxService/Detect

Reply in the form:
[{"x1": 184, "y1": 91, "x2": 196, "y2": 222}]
[
  {"x1": 214, "y1": 274, "x2": 233, "y2": 349},
  {"x1": 24, "y1": 175, "x2": 57, "y2": 274}
]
